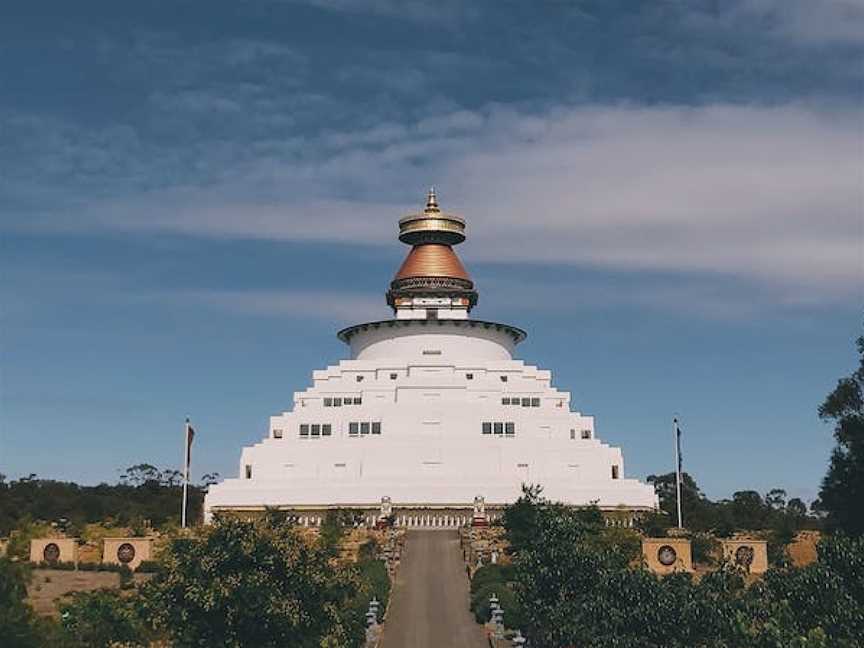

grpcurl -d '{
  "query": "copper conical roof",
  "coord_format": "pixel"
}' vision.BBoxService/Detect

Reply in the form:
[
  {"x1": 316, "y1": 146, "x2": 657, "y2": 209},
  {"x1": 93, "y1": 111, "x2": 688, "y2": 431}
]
[{"x1": 394, "y1": 243, "x2": 471, "y2": 281}]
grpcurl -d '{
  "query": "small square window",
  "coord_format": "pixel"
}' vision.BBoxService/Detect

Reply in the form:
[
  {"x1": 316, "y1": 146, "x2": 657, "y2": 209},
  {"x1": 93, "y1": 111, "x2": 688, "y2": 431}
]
[
  {"x1": 511, "y1": 399, "x2": 520, "y2": 407},
  {"x1": 521, "y1": 398, "x2": 530, "y2": 407},
  {"x1": 311, "y1": 424, "x2": 321, "y2": 437},
  {"x1": 273, "y1": 429, "x2": 283, "y2": 439},
  {"x1": 245, "y1": 464, "x2": 252, "y2": 479},
  {"x1": 493, "y1": 422, "x2": 504, "y2": 435},
  {"x1": 500, "y1": 375, "x2": 508, "y2": 382},
  {"x1": 581, "y1": 429, "x2": 591, "y2": 439},
  {"x1": 356, "y1": 375, "x2": 364, "y2": 382},
  {"x1": 324, "y1": 398, "x2": 332, "y2": 407},
  {"x1": 372, "y1": 422, "x2": 381, "y2": 435},
  {"x1": 466, "y1": 373, "x2": 474, "y2": 380},
  {"x1": 300, "y1": 424, "x2": 309, "y2": 437},
  {"x1": 611, "y1": 465, "x2": 620, "y2": 479},
  {"x1": 502, "y1": 397, "x2": 510, "y2": 405},
  {"x1": 482, "y1": 422, "x2": 492, "y2": 435},
  {"x1": 531, "y1": 398, "x2": 540, "y2": 407},
  {"x1": 390, "y1": 373, "x2": 398, "y2": 380},
  {"x1": 360, "y1": 422, "x2": 370, "y2": 435},
  {"x1": 354, "y1": 397, "x2": 362, "y2": 405},
  {"x1": 322, "y1": 424, "x2": 332, "y2": 436},
  {"x1": 334, "y1": 398, "x2": 342, "y2": 407},
  {"x1": 505, "y1": 422, "x2": 515, "y2": 436},
  {"x1": 349, "y1": 422, "x2": 359, "y2": 436}
]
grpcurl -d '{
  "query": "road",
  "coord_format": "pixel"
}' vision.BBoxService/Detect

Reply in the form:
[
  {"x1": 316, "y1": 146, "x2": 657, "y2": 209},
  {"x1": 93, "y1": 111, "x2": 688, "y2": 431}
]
[{"x1": 379, "y1": 530, "x2": 489, "y2": 648}]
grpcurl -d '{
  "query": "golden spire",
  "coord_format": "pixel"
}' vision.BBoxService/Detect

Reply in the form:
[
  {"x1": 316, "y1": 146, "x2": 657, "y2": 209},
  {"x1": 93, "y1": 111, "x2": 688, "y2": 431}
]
[{"x1": 425, "y1": 187, "x2": 439, "y2": 212}]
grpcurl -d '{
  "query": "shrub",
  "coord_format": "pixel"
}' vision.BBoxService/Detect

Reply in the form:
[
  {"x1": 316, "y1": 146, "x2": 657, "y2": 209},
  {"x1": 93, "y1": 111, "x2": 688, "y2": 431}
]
[
  {"x1": 135, "y1": 560, "x2": 161, "y2": 573},
  {"x1": 471, "y1": 563, "x2": 513, "y2": 596},
  {"x1": 59, "y1": 588, "x2": 151, "y2": 647}
]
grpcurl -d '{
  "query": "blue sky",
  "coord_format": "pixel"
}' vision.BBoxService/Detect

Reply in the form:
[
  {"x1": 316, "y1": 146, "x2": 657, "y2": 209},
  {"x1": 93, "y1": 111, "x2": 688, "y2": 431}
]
[{"x1": 1, "y1": 0, "x2": 862, "y2": 503}]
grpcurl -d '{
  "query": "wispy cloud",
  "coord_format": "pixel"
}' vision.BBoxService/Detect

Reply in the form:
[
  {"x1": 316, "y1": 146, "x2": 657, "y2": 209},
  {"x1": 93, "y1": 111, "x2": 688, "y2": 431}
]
[
  {"x1": 14, "y1": 103, "x2": 858, "y2": 304},
  {"x1": 172, "y1": 289, "x2": 383, "y2": 323}
]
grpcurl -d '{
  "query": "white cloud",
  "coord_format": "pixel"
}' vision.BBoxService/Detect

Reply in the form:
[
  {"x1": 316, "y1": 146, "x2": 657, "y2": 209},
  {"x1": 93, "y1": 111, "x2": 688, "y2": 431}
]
[
  {"x1": 740, "y1": 0, "x2": 864, "y2": 45},
  {"x1": 56, "y1": 103, "x2": 860, "y2": 305}
]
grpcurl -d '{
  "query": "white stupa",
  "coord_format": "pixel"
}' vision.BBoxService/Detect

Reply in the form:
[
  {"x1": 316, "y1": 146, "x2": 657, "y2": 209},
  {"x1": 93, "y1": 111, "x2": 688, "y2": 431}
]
[{"x1": 204, "y1": 190, "x2": 657, "y2": 526}]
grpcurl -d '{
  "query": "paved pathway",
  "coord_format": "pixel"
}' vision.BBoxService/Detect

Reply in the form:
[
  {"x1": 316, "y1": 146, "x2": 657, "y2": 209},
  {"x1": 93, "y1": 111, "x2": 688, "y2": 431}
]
[{"x1": 379, "y1": 530, "x2": 488, "y2": 648}]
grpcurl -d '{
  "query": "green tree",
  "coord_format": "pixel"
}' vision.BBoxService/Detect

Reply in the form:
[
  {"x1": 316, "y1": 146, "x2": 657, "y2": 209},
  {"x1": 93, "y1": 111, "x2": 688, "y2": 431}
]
[
  {"x1": 58, "y1": 589, "x2": 151, "y2": 647},
  {"x1": 0, "y1": 559, "x2": 46, "y2": 648},
  {"x1": 817, "y1": 333, "x2": 864, "y2": 536},
  {"x1": 502, "y1": 483, "x2": 544, "y2": 555},
  {"x1": 141, "y1": 515, "x2": 356, "y2": 647},
  {"x1": 646, "y1": 472, "x2": 717, "y2": 530}
]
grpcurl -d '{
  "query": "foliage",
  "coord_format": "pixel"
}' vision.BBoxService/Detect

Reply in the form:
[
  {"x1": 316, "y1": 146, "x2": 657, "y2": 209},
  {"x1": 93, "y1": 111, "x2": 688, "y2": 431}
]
[
  {"x1": 5, "y1": 516, "x2": 52, "y2": 561},
  {"x1": 501, "y1": 483, "x2": 544, "y2": 555},
  {"x1": 508, "y1": 491, "x2": 864, "y2": 648},
  {"x1": 140, "y1": 515, "x2": 356, "y2": 648},
  {"x1": 319, "y1": 508, "x2": 353, "y2": 555},
  {"x1": 469, "y1": 564, "x2": 526, "y2": 630},
  {"x1": 58, "y1": 588, "x2": 151, "y2": 648},
  {"x1": 636, "y1": 510, "x2": 671, "y2": 537},
  {"x1": 647, "y1": 472, "x2": 815, "y2": 564},
  {"x1": 333, "y1": 556, "x2": 391, "y2": 648},
  {"x1": 689, "y1": 531, "x2": 720, "y2": 566},
  {"x1": 0, "y1": 558, "x2": 46, "y2": 648},
  {"x1": 0, "y1": 466, "x2": 213, "y2": 536},
  {"x1": 470, "y1": 564, "x2": 514, "y2": 596},
  {"x1": 816, "y1": 333, "x2": 864, "y2": 537}
]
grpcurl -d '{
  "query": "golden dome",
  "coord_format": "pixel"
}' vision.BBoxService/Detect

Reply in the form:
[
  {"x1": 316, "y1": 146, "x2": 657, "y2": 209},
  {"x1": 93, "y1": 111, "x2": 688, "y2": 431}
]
[{"x1": 394, "y1": 244, "x2": 471, "y2": 281}]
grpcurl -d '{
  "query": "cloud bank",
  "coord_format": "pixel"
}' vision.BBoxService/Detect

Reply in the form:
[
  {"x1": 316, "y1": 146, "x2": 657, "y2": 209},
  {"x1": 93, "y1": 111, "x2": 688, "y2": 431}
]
[{"x1": 34, "y1": 103, "x2": 856, "y2": 304}]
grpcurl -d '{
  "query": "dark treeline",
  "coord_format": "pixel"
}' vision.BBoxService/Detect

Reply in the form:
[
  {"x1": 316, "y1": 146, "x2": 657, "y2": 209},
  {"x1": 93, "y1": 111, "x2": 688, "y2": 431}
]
[{"x1": 0, "y1": 464, "x2": 219, "y2": 537}]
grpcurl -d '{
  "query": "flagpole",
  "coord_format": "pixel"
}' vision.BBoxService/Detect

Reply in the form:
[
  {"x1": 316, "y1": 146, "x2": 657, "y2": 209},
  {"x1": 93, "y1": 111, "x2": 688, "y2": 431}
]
[
  {"x1": 181, "y1": 418, "x2": 190, "y2": 529},
  {"x1": 673, "y1": 417, "x2": 683, "y2": 529}
]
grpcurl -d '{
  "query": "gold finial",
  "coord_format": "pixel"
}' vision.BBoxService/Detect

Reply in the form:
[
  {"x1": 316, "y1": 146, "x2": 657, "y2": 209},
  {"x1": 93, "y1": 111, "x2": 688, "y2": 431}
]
[{"x1": 425, "y1": 187, "x2": 439, "y2": 213}]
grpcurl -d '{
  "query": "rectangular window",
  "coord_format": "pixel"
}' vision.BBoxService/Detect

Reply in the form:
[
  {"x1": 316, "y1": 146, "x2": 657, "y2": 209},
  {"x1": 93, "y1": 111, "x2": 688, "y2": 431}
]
[
  {"x1": 505, "y1": 422, "x2": 515, "y2": 436},
  {"x1": 245, "y1": 464, "x2": 252, "y2": 479},
  {"x1": 322, "y1": 424, "x2": 332, "y2": 436},
  {"x1": 324, "y1": 398, "x2": 333, "y2": 407},
  {"x1": 356, "y1": 375, "x2": 364, "y2": 382},
  {"x1": 273, "y1": 429, "x2": 283, "y2": 439},
  {"x1": 300, "y1": 424, "x2": 309, "y2": 438},
  {"x1": 500, "y1": 375, "x2": 508, "y2": 382},
  {"x1": 422, "y1": 349, "x2": 442, "y2": 355},
  {"x1": 349, "y1": 422, "x2": 359, "y2": 436},
  {"x1": 570, "y1": 429, "x2": 576, "y2": 440},
  {"x1": 372, "y1": 422, "x2": 381, "y2": 435},
  {"x1": 493, "y1": 422, "x2": 504, "y2": 435},
  {"x1": 611, "y1": 465, "x2": 620, "y2": 479},
  {"x1": 360, "y1": 422, "x2": 370, "y2": 435},
  {"x1": 531, "y1": 398, "x2": 540, "y2": 407},
  {"x1": 334, "y1": 398, "x2": 342, "y2": 407},
  {"x1": 390, "y1": 373, "x2": 398, "y2": 380},
  {"x1": 522, "y1": 397, "x2": 530, "y2": 407},
  {"x1": 311, "y1": 424, "x2": 321, "y2": 437},
  {"x1": 581, "y1": 429, "x2": 591, "y2": 439},
  {"x1": 482, "y1": 422, "x2": 492, "y2": 435},
  {"x1": 354, "y1": 397, "x2": 362, "y2": 405},
  {"x1": 466, "y1": 373, "x2": 474, "y2": 380},
  {"x1": 512, "y1": 399, "x2": 520, "y2": 407},
  {"x1": 502, "y1": 397, "x2": 510, "y2": 405}
]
